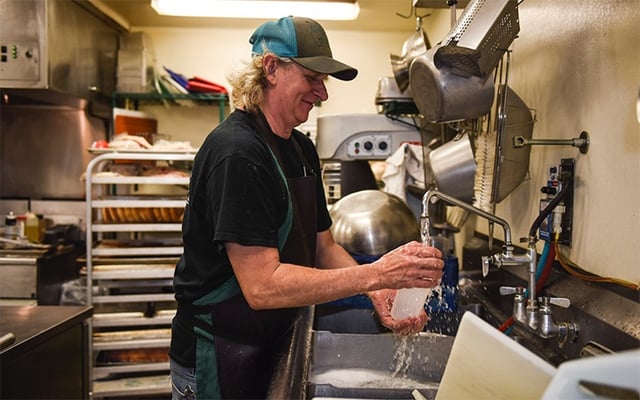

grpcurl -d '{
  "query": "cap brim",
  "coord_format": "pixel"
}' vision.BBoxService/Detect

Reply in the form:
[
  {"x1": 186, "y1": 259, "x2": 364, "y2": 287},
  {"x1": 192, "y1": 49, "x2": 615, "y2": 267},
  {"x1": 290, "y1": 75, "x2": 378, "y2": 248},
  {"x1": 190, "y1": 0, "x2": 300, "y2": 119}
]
[{"x1": 292, "y1": 56, "x2": 358, "y2": 81}]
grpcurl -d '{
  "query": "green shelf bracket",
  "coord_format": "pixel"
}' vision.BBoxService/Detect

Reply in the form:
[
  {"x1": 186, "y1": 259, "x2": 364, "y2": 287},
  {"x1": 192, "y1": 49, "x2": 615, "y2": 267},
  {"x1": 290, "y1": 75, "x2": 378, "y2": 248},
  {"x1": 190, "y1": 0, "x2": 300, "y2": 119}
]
[{"x1": 112, "y1": 92, "x2": 229, "y2": 122}]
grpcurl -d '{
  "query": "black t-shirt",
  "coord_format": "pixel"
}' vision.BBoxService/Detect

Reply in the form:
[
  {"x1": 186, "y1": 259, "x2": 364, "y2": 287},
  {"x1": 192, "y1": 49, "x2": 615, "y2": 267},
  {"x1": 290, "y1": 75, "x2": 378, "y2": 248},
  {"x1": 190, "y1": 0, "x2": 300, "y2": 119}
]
[
  {"x1": 170, "y1": 110, "x2": 332, "y2": 368},
  {"x1": 173, "y1": 109, "x2": 332, "y2": 303}
]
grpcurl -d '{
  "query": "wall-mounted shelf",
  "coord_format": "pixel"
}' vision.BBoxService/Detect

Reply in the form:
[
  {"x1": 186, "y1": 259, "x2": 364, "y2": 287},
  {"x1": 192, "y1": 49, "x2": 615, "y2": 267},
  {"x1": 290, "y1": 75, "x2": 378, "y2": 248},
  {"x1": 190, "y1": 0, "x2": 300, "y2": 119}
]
[{"x1": 113, "y1": 92, "x2": 229, "y2": 122}]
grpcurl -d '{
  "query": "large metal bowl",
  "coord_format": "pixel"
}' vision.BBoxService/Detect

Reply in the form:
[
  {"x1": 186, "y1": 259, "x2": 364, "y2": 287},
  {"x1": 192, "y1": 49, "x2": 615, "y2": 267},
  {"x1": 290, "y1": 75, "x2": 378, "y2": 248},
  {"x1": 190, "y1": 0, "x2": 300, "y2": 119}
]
[{"x1": 330, "y1": 190, "x2": 420, "y2": 256}]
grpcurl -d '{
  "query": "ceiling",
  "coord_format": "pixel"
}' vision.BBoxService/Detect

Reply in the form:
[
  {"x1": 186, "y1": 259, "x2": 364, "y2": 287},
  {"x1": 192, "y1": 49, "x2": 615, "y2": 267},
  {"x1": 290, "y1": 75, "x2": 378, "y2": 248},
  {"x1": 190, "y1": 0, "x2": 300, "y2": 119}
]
[{"x1": 96, "y1": 0, "x2": 448, "y2": 32}]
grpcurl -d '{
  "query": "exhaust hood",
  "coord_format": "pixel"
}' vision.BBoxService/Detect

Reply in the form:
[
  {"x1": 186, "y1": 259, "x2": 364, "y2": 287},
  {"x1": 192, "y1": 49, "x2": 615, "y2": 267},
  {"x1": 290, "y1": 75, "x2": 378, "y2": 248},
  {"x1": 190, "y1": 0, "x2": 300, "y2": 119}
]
[
  {"x1": 0, "y1": 0, "x2": 123, "y2": 116},
  {"x1": 0, "y1": 0, "x2": 123, "y2": 200}
]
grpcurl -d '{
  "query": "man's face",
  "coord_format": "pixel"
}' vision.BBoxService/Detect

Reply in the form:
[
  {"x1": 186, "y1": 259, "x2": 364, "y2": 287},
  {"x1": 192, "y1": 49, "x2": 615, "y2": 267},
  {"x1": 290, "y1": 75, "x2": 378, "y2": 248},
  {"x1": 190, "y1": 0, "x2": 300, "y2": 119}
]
[{"x1": 273, "y1": 61, "x2": 328, "y2": 128}]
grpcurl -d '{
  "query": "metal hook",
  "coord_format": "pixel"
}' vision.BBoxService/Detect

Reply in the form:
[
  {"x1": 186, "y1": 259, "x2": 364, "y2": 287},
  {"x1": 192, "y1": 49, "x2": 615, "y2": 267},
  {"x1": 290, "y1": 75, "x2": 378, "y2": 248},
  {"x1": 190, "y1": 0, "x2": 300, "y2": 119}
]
[
  {"x1": 416, "y1": 9, "x2": 431, "y2": 20},
  {"x1": 396, "y1": 0, "x2": 430, "y2": 20},
  {"x1": 395, "y1": 0, "x2": 414, "y2": 19}
]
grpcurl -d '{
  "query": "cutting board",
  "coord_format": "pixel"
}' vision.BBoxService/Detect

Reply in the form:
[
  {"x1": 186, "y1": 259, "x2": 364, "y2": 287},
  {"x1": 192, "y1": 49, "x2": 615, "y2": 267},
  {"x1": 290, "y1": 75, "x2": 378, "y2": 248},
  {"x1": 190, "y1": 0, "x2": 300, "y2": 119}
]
[{"x1": 436, "y1": 312, "x2": 556, "y2": 399}]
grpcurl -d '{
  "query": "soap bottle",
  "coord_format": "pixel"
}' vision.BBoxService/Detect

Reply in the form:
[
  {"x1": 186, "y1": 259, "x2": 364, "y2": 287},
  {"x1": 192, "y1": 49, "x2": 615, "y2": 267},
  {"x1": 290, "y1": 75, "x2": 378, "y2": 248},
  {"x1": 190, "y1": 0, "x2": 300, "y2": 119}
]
[
  {"x1": 25, "y1": 210, "x2": 39, "y2": 243},
  {"x1": 4, "y1": 212, "x2": 18, "y2": 238}
]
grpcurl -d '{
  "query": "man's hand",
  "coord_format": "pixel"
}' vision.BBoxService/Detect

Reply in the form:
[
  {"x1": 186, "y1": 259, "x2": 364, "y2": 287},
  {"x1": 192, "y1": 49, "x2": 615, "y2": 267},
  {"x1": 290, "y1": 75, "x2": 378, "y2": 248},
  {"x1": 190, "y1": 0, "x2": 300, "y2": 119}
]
[{"x1": 368, "y1": 289, "x2": 428, "y2": 335}]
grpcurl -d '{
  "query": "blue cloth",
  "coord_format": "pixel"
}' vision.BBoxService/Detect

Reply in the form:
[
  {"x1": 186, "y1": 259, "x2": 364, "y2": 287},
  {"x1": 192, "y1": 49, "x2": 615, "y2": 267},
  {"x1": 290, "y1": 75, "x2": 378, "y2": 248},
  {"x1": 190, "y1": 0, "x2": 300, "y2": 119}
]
[{"x1": 426, "y1": 256, "x2": 459, "y2": 313}]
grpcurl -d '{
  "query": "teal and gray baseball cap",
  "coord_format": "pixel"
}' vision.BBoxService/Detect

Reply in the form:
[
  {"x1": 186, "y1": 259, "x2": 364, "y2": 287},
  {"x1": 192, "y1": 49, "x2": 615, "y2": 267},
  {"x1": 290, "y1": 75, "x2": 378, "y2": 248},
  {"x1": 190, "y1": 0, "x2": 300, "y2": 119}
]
[{"x1": 250, "y1": 16, "x2": 358, "y2": 81}]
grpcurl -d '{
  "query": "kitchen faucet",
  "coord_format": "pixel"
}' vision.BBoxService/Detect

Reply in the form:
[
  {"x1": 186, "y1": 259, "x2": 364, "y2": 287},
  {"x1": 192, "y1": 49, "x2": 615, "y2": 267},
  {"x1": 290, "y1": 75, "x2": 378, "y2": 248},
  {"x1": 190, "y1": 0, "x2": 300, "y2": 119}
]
[{"x1": 422, "y1": 190, "x2": 578, "y2": 344}]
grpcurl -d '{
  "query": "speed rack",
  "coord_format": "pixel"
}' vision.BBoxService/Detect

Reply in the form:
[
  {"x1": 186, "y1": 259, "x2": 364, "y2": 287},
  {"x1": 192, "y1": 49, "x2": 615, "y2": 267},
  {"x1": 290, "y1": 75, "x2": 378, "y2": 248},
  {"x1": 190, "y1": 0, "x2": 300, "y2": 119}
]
[{"x1": 84, "y1": 149, "x2": 194, "y2": 399}]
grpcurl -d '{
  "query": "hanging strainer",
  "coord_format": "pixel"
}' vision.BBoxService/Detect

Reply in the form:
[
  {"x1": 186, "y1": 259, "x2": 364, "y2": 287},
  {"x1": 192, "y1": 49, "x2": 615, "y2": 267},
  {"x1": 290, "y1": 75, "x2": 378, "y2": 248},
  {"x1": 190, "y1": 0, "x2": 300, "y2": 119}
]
[
  {"x1": 434, "y1": 0, "x2": 520, "y2": 78},
  {"x1": 492, "y1": 84, "x2": 534, "y2": 203}
]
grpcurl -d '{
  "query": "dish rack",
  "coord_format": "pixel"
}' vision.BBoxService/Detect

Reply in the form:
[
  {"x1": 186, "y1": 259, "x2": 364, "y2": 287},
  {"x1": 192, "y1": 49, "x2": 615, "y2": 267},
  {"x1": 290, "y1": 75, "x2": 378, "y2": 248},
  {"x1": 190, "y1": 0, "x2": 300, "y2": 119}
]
[{"x1": 84, "y1": 150, "x2": 194, "y2": 398}]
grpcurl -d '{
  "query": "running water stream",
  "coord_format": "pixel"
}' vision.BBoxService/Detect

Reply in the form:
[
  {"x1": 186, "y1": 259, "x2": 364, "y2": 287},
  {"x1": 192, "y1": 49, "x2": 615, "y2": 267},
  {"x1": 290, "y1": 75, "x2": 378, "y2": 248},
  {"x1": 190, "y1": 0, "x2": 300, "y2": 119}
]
[{"x1": 390, "y1": 217, "x2": 443, "y2": 320}]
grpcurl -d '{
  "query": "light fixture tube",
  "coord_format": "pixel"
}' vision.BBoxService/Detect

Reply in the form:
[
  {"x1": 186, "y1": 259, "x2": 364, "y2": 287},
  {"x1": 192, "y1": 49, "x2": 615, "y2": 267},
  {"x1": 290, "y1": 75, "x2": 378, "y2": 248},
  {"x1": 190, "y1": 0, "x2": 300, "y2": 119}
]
[{"x1": 151, "y1": 0, "x2": 360, "y2": 21}]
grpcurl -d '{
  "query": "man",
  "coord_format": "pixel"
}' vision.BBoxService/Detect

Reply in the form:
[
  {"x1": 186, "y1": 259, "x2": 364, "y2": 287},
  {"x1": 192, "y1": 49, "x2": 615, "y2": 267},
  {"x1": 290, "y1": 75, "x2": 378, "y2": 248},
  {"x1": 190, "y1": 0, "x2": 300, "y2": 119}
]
[{"x1": 170, "y1": 16, "x2": 444, "y2": 399}]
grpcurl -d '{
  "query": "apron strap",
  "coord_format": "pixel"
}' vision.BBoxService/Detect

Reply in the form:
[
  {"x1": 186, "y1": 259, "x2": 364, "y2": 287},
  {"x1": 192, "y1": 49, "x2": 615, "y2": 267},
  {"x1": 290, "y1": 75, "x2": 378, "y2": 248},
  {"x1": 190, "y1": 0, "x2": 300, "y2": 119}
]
[
  {"x1": 195, "y1": 326, "x2": 220, "y2": 399},
  {"x1": 190, "y1": 276, "x2": 241, "y2": 399},
  {"x1": 267, "y1": 148, "x2": 293, "y2": 251},
  {"x1": 253, "y1": 111, "x2": 294, "y2": 251},
  {"x1": 290, "y1": 136, "x2": 315, "y2": 177}
]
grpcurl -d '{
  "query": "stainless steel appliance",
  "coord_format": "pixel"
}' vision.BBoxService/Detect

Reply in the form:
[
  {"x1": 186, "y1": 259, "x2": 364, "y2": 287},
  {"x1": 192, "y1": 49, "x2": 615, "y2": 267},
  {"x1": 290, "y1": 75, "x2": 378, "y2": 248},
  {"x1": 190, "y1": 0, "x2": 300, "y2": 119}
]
[
  {"x1": 0, "y1": 0, "x2": 122, "y2": 200},
  {"x1": 0, "y1": 0, "x2": 122, "y2": 113},
  {"x1": 316, "y1": 113, "x2": 422, "y2": 203},
  {"x1": 0, "y1": 102, "x2": 107, "y2": 200},
  {"x1": 0, "y1": 246, "x2": 81, "y2": 304}
]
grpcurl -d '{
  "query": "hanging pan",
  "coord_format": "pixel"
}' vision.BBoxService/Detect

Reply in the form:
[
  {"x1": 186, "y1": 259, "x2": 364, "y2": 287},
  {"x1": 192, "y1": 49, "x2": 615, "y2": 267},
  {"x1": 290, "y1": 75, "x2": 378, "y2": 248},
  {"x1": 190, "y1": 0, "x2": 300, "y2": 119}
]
[{"x1": 390, "y1": 17, "x2": 430, "y2": 93}]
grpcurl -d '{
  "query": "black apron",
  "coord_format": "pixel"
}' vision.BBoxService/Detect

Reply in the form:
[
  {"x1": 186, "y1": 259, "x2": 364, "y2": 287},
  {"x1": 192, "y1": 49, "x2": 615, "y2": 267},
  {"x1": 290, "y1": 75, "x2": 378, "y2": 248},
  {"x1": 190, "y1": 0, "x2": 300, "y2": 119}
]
[{"x1": 186, "y1": 112, "x2": 318, "y2": 399}]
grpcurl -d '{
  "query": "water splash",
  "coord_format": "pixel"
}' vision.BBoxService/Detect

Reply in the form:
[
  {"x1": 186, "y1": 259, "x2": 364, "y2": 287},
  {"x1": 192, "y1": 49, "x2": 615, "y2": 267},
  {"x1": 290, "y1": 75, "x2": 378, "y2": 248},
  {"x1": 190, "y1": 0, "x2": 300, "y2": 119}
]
[
  {"x1": 391, "y1": 336, "x2": 413, "y2": 378},
  {"x1": 420, "y1": 216, "x2": 431, "y2": 243}
]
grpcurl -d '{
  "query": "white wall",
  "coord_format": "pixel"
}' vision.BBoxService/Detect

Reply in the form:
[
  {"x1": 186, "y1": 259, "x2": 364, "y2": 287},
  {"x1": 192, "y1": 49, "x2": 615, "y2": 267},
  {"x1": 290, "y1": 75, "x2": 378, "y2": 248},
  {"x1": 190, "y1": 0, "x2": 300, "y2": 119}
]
[
  {"x1": 135, "y1": 2, "x2": 639, "y2": 284},
  {"x1": 485, "y1": 0, "x2": 640, "y2": 284},
  {"x1": 137, "y1": 9, "x2": 453, "y2": 146}
]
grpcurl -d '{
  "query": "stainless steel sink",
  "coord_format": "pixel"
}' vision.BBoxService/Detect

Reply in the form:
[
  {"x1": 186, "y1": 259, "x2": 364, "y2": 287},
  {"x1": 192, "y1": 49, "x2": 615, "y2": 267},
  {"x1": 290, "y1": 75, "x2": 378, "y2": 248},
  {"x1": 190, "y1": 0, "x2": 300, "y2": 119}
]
[
  {"x1": 293, "y1": 258, "x2": 640, "y2": 400},
  {"x1": 307, "y1": 331, "x2": 454, "y2": 399}
]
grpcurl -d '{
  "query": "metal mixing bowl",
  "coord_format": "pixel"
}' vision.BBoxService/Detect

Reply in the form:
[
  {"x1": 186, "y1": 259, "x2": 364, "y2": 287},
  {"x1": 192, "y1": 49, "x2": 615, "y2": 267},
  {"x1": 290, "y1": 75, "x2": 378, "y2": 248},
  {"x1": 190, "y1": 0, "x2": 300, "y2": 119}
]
[{"x1": 330, "y1": 190, "x2": 420, "y2": 256}]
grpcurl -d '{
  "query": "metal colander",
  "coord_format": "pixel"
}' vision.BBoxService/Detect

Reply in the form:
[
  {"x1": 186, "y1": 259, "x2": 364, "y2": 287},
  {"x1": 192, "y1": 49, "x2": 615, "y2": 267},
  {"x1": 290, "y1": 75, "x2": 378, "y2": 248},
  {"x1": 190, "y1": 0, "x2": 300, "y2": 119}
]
[{"x1": 434, "y1": 0, "x2": 520, "y2": 78}]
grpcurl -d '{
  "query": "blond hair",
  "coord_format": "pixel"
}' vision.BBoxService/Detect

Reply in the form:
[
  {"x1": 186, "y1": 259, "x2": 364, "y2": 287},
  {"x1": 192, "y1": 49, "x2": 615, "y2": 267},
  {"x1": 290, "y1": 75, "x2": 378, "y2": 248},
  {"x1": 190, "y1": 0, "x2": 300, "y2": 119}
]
[{"x1": 227, "y1": 54, "x2": 292, "y2": 113}]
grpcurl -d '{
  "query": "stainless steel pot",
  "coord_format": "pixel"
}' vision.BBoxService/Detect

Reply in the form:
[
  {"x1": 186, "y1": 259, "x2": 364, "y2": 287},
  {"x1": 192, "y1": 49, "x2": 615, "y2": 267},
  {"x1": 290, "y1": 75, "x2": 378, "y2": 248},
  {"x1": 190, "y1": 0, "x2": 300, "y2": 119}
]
[
  {"x1": 428, "y1": 133, "x2": 476, "y2": 203},
  {"x1": 409, "y1": 47, "x2": 494, "y2": 123},
  {"x1": 330, "y1": 190, "x2": 420, "y2": 256}
]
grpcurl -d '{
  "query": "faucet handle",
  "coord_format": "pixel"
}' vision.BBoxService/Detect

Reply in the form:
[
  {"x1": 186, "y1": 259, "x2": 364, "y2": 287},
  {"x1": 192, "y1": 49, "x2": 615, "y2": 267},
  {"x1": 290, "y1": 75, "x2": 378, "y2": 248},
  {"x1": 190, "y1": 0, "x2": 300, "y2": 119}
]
[
  {"x1": 499, "y1": 286, "x2": 525, "y2": 296},
  {"x1": 539, "y1": 296, "x2": 571, "y2": 308},
  {"x1": 481, "y1": 256, "x2": 491, "y2": 277},
  {"x1": 499, "y1": 286, "x2": 516, "y2": 295}
]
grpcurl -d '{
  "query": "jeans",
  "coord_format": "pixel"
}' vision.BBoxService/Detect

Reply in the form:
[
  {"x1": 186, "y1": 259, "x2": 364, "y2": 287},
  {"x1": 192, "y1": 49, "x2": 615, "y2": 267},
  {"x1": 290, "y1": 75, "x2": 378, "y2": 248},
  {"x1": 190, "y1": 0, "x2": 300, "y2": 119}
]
[{"x1": 170, "y1": 358, "x2": 197, "y2": 400}]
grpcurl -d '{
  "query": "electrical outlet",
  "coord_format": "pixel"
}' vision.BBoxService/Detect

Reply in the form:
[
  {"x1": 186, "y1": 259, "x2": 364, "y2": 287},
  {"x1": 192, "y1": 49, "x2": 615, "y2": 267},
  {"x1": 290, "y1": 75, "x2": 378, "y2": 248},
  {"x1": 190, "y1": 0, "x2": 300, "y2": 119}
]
[{"x1": 538, "y1": 158, "x2": 574, "y2": 246}]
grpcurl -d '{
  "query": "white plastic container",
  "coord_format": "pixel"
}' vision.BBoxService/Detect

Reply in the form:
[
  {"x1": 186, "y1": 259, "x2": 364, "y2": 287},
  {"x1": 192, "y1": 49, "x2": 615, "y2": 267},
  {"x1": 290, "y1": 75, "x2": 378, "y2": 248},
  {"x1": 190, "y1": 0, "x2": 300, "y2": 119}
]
[
  {"x1": 390, "y1": 235, "x2": 446, "y2": 320},
  {"x1": 541, "y1": 348, "x2": 640, "y2": 400},
  {"x1": 391, "y1": 287, "x2": 432, "y2": 320}
]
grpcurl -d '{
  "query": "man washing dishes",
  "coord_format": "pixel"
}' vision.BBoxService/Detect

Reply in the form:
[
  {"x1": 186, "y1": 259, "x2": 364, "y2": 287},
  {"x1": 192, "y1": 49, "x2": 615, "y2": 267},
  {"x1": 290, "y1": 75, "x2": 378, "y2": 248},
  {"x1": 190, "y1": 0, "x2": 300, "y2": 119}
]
[{"x1": 169, "y1": 16, "x2": 444, "y2": 399}]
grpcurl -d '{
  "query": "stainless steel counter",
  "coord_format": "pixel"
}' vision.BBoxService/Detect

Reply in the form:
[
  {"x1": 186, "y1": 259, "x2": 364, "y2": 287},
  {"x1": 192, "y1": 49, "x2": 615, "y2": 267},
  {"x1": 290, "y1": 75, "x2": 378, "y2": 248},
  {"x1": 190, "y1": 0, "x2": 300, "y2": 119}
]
[{"x1": 0, "y1": 305, "x2": 93, "y2": 399}]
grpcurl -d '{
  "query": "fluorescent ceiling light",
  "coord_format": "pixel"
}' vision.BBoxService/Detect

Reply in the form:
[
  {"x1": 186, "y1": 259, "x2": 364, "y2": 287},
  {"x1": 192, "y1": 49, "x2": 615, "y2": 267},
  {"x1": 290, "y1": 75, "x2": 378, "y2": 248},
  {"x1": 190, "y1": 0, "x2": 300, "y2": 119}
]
[{"x1": 151, "y1": 0, "x2": 360, "y2": 21}]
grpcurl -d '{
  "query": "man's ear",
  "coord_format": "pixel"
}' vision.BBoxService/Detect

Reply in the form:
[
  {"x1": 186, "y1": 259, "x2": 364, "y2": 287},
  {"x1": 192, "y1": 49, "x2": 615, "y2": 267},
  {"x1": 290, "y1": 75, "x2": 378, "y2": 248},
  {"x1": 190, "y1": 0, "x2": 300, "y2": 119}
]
[{"x1": 263, "y1": 54, "x2": 278, "y2": 76}]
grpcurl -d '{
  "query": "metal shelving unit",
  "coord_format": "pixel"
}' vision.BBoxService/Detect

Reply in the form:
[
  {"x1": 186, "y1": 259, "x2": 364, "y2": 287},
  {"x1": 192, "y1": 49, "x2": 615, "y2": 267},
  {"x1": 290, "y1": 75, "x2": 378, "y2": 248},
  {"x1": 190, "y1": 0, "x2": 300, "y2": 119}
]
[
  {"x1": 85, "y1": 150, "x2": 195, "y2": 398},
  {"x1": 112, "y1": 92, "x2": 229, "y2": 122}
]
